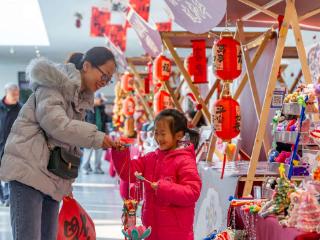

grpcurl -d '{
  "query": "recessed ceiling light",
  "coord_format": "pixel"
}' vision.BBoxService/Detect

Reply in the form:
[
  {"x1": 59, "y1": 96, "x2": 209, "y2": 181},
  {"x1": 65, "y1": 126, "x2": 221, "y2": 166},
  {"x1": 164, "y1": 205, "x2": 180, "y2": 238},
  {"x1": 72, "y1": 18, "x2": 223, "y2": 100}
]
[{"x1": 0, "y1": 0, "x2": 49, "y2": 46}]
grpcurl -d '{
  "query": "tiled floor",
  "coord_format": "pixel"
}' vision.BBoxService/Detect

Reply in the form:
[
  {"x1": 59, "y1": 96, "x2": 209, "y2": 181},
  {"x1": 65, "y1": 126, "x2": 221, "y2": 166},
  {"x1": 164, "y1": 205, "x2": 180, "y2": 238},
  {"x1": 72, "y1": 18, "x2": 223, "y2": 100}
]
[{"x1": 0, "y1": 161, "x2": 125, "y2": 240}]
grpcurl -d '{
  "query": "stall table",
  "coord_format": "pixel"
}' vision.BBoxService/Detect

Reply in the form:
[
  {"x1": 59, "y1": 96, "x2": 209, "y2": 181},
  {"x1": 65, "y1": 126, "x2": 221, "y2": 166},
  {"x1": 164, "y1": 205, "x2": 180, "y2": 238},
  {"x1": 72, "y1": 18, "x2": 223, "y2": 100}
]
[
  {"x1": 194, "y1": 161, "x2": 277, "y2": 240},
  {"x1": 229, "y1": 205, "x2": 320, "y2": 240}
]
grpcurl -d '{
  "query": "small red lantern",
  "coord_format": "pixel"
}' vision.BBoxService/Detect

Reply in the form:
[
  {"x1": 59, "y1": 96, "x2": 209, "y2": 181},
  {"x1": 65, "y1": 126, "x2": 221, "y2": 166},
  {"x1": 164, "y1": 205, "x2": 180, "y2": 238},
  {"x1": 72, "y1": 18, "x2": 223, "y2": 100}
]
[
  {"x1": 153, "y1": 90, "x2": 173, "y2": 114},
  {"x1": 213, "y1": 96, "x2": 240, "y2": 141},
  {"x1": 123, "y1": 96, "x2": 136, "y2": 117},
  {"x1": 213, "y1": 35, "x2": 242, "y2": 81},
  {"x1": 153, "y1": 54, "x2": 171, "y2": 82},
  {"x1": 212, "y1": 83, "x2": 241, "y2": 179},
  {"x1": 121, "y1": 73, "x2": 134, "y2": 92},
  {"x1": 192, "y1": 39, "x2": 207, "y2": 84}
]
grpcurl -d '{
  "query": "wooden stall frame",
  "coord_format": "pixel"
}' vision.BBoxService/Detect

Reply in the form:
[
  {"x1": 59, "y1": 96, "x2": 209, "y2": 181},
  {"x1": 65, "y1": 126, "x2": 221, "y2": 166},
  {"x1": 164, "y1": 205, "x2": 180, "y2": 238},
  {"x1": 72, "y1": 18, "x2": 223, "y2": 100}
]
[
  {"x1": 160, "y1": 29, "x2": 299, "y2": 162},
  {"x1": 127, "y1": 58, "x2": 155, "y2": 121},
  {"x1": 242, "y1": 0, "x2": 314, "y2": 197}
]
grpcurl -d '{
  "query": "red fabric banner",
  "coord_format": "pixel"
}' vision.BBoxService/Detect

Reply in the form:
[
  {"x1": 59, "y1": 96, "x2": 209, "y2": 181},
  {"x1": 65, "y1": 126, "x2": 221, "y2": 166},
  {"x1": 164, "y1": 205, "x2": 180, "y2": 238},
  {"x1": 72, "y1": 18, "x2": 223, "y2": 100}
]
[
  {"x1": 90, "y1": 7, "x2": 111, "y2": 37},
  {"x1": 156, "y1": 20, "x2": 172, "y2": 32},
  {"x1": 130, "y1": 0, "x2": 150, "y2": 22},
  {"x1": 105, "y1": 24, "x2": 127, "y2": 52}
]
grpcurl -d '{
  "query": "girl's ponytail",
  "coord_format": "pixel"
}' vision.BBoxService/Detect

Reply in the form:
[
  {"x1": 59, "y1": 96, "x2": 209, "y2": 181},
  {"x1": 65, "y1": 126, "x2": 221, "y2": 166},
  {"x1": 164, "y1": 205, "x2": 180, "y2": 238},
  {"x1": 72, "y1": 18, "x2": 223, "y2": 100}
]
[{"x1": 186, "y1": 128, "x2": 200, "y2": 149}]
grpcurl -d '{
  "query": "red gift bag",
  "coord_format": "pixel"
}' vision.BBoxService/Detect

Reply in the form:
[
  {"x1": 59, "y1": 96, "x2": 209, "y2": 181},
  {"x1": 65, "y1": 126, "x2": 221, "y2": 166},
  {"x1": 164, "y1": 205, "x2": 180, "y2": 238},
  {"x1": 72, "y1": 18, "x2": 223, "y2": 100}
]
[{"x1": 57, "y1": 197, "x2": 96, "y2": 240}]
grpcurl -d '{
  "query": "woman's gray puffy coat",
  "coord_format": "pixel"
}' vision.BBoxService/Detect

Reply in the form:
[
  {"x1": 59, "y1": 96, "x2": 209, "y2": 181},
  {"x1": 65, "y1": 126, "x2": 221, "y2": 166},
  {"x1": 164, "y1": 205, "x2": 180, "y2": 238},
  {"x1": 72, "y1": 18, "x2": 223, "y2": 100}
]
[{"x1": 0, "y1": 58, "x2": 105, "y2": 201}]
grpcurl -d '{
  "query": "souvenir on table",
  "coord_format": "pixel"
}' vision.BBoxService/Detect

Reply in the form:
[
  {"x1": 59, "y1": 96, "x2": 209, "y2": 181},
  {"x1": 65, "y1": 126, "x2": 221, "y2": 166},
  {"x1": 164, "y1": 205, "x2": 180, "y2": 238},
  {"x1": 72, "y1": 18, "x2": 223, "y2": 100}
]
[{"x1": 259, "y1": 164, "x2": 296, "y2": 218}]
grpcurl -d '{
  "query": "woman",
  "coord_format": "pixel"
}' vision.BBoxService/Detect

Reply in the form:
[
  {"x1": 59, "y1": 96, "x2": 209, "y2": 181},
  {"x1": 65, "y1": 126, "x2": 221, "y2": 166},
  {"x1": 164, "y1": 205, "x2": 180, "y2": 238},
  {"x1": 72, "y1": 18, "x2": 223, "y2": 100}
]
[{"x1": 0, "y1": 47, "x2": 118, "y2": 240}]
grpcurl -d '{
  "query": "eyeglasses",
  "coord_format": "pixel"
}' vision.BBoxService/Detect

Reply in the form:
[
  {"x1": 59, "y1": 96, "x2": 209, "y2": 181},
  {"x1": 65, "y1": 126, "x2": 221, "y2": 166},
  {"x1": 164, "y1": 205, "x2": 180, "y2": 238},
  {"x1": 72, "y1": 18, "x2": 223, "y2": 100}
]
[{"x1": 95, "y1": 66, "x2": 113, "y2": 84}]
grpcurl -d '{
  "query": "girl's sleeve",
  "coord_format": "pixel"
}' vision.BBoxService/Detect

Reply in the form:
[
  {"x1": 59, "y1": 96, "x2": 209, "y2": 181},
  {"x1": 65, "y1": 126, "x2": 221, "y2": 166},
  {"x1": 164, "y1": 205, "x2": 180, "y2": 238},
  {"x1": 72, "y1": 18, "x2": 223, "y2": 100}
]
[
  {"x1": 156, "y1": 157, "x2": 202, "y2": 207},
  {"x1": 111, "y1": 148, "x2": 146, "y2": 183}
]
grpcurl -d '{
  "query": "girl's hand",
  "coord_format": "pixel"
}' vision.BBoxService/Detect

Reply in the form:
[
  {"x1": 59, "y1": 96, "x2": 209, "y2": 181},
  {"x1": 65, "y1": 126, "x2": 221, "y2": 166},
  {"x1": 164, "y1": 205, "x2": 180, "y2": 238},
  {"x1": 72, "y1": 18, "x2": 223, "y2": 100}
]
[{"x1": 151, "y1": 182, "x2": 158, "y2": 190}]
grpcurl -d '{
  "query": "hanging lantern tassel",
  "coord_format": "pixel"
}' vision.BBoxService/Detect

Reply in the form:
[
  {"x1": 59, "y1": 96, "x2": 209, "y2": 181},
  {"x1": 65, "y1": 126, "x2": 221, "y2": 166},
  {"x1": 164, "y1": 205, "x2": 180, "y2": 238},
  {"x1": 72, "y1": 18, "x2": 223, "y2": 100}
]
[
  {"x1": 220, "y1": 143, "x2": 236, "y2": 179},
  {"x1": 221, "y1": 152, "x2": 227, "y2": 179}
]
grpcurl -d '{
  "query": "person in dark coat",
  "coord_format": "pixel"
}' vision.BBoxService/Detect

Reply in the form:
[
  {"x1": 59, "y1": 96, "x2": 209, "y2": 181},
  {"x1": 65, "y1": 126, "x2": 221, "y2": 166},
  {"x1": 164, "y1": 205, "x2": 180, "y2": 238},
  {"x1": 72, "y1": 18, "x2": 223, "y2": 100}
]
[
  {"x1": 82, "y1": 93, "x2": 110, "y2": 174},
  {"x1": 0, "y1": 83, "x2": 21, "y2": 206}
]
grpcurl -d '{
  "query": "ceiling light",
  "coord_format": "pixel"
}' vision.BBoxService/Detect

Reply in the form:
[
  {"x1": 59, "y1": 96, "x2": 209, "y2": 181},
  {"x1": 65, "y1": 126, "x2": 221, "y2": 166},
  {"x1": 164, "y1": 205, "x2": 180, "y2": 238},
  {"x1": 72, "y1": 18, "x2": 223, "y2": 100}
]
[{"x1": 0, "y1": 0, "x2": 49, "y2": 46}]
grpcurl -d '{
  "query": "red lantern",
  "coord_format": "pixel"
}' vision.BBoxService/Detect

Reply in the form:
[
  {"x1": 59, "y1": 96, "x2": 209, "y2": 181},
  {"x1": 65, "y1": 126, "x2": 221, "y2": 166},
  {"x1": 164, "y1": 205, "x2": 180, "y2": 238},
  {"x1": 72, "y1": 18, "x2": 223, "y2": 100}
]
[
  {"x1": 123, "y1": 96, "x2": 136, "y2": 117},
  {"x1": 212, "y1": 96, "x2": 240, "y2": 141},
  {"x1": 121, "y1": 73, "x2": 134, "y2": 92},
  {"x1": 153, "y1": 54, "x2": 171, "y2": 82},
  {"x1": 153, "y1": 90, "x2": 173, "y2": 114},
  {"x1": 213, "y1": 35, "x2": 242, "y2": 81},
  {"x1": 192, "y1": 39, "x2": 207, "y2": 84}
]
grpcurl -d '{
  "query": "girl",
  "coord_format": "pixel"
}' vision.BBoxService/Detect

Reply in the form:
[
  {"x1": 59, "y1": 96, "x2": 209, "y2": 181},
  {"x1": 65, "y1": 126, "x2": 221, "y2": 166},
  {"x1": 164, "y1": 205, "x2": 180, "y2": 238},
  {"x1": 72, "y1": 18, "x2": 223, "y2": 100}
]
[
  {"x1": 0, "y1": 47, "x2": 119, "y2": 240},
  {"x1": 112, "y1": 109, "x2": 202, "y2": 240}
]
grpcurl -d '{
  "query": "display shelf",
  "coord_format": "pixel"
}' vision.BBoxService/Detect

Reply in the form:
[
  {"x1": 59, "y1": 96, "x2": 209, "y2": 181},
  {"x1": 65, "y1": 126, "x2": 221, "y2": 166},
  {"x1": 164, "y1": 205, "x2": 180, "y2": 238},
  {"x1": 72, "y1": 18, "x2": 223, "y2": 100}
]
[
  {"x1": 268, "y1": 162, "x2": 309, "y2": 176},
  {"x1": 282, "y1": 102, "x2": 318, "y2": 115},
  {"x1": 274, "y1": 131, "x2": 314, "y2": 145}
]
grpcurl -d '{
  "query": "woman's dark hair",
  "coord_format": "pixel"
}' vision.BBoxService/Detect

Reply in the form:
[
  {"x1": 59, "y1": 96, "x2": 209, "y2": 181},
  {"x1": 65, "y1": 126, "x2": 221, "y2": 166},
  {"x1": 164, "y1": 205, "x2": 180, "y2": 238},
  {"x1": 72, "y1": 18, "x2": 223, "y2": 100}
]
[
  {"x1": 66, "y1": 52, "x2": 83, "y2": 69},
  {"x1": 67, "y1": 47, "x2": 116, "y2": 70},
  {"x1": 155, "y1": 109, "x2": 200, "y2": 149}
]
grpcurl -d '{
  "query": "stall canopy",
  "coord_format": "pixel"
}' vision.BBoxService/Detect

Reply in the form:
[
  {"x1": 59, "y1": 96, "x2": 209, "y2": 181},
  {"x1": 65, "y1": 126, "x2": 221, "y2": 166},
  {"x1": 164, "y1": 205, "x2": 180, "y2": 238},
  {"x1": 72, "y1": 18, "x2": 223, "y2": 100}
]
[{"x1": 219, "y1": 0, "x2": 320, "y2": 31}]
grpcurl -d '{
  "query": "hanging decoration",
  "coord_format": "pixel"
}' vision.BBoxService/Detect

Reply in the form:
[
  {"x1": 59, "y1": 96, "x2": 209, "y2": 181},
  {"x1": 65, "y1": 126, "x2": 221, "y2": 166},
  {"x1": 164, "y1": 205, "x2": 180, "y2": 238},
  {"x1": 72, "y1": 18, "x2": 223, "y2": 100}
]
[
  {"x1": 153, "y1": 54, "x2": 171, "y2": 82},
  {"x1": 144, "y1": 61, "x2": 153, "y2": 94},
  {"x1": 90, "y1": 7, "x2": 111, "y2": 37},
  {"x1": 121, "y1": 73, "x2": 135, "y2": 93},
  {"x1": 192, "y1": 40, "x2": 207, "y2": 84},
  {"x1": 123, "y1": 96, "x2": 136, "y2": 117},
  {"x1": 184, "y1": 54, "x2": 195, "y2": 76},
  {"x1": 105, "y1": 24, "x2": 128, "y2": 52},
  {"x1": 74, "y1": 12, "x2": 83, "y2": 29},
  {"x1": 156, "y1": 20, "x2": 172, "y2": 32},
  {"x1": 212, "y1": 83, "x2": 241, "y2": 179},
  {"x1": 213, "y1": 34, "x2": 242, "y2": 81},
  {"x1": 126, "y1": 6, "x2": 162, "y2": 57},
  {"x1": 144, "y1": 77, "x2": 150, "y2": 95},
  {"x1": 164, "y1": 0, "x2": 226, "y2": 34},
  {"x1": 129, "y1": 0, "x2": 150, "y2": 22},
  {"x1": 153, "y1": 90, "x2": 173, "y2": 114}
]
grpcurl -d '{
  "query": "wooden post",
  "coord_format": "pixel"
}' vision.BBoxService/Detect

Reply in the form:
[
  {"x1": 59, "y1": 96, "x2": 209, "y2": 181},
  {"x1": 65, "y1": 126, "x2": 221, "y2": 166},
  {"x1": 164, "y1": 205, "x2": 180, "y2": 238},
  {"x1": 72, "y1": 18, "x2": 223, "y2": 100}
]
[
  {"x1": 242, "y1": 2, "x2": 290, "y2": 197},
  {"x1": 238, "y1": 0, "x2": 278, "y2": 19},
  {"x1": 162, "y1": 36, "x2": 211, "y2": 124},
  {"x1": 206, "y1": 133, "x2": 217, "y2": 162},
  {"x1": 174, "y1": 79, "x2": 185, "y2": 99},
  {"x1": 127, "y1": 61, "x2": 154, "y2": 121},
  {"x1": 237, "y1": 20, "x2": 271, "y2": 155},
  {"x1": 289, "y1": 0, "x2": 312, "y2": 85},
  {"x1": 163, "y1": 81, "x2": 184, "y2": 112}
]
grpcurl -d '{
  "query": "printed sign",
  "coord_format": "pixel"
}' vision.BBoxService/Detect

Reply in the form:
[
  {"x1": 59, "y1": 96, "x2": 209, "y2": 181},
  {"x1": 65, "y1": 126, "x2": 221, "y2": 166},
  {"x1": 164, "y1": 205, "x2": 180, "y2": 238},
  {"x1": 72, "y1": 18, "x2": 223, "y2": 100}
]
[
  {"x1": 271, "y1": 88, "x2": 286, "y2": 109},
  {"x1": 164, "y1": 0, "x2": 227, "y2": 34}
]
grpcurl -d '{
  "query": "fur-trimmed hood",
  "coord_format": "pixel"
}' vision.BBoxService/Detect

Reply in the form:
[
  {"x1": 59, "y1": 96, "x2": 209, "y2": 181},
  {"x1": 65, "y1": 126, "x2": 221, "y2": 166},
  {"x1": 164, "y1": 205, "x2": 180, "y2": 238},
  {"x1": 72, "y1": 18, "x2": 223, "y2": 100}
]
[{"x1": 26, "y1": 58, "x2": 93, "y2": 110}]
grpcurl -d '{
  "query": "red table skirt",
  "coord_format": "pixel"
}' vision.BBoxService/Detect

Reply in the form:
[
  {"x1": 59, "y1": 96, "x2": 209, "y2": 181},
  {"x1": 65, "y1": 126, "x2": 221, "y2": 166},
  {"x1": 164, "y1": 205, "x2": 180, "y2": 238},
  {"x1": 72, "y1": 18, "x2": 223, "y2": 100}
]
[{"x1": 228, "y1": 206, "x2": 320, "y2": 240}]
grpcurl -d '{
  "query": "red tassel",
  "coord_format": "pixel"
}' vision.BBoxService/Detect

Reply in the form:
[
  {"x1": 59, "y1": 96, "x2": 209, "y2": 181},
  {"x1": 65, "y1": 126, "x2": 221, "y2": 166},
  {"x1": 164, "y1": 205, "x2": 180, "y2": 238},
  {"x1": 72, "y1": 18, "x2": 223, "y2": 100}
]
[
  {"x1": 220, "y1": 153, "x2": 227, "y2": 179},
  {"x1": 278, "y1": 15, "x2": 284, "y2": 32}
]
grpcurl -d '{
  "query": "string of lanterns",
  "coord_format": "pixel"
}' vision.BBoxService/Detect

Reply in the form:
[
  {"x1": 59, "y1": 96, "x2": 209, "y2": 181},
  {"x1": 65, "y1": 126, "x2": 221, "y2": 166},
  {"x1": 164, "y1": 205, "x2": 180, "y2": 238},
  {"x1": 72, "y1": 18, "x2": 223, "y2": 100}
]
[{"x1": 212, "y1": 33, "x2": 242, "y2": 179}]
